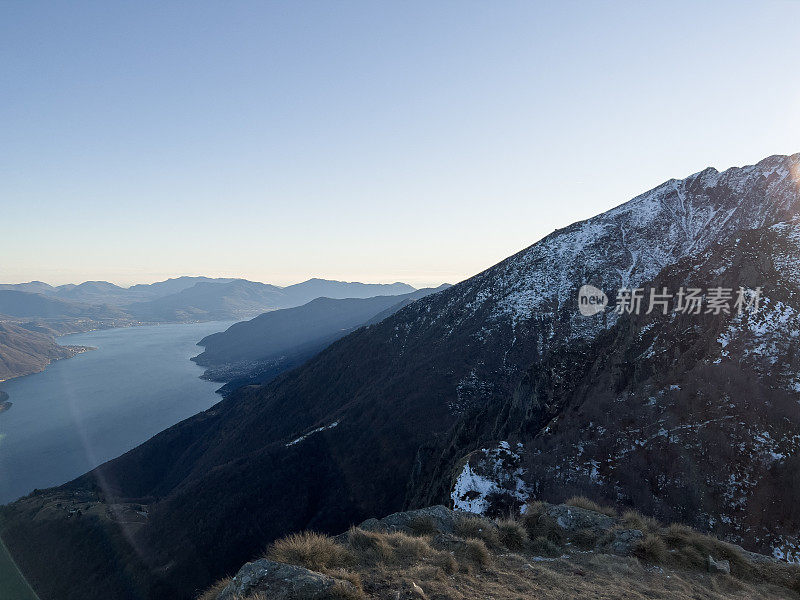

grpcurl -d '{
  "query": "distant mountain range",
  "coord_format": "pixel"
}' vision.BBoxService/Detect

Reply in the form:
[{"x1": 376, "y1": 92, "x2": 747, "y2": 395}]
[
  {"x1": 193, "y1": 285, "x2": 450, "y2": 391},
  {"x1": 0, "y1": 277, "x2": 418, "y2": 380},
  {"x1": 0, "y1": 290, "x2": 129, "y2": 321},
  {"x1": 124, "y1": 278, "x2": 414, "y2": 322},
  {"x1": 0, "y1": 277, "x2": 415, "y2": 315}
]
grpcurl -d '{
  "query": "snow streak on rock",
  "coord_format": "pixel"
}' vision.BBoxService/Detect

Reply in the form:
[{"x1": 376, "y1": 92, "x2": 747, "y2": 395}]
[{"x1": 451, "y1": 442, "x2": 528, "y2": 514}]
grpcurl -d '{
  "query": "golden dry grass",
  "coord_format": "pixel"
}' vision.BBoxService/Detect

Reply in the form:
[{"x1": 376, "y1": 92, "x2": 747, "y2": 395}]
[
  {"x1": 325, "y1": 548, "x2": 797, "y2": 600},
  {"x1": 346, "y1": 527, "x2": 452, "y2": 570},
  {"x1": 496, "y1": 518, "x2": 528, "y2": 551},
  {"x1": 453, "y1": 515, "x2": 501, "y2": 548},
  {"x1": 196, "y1": 576, "x2": 231, "y2": 600},
  {"x1": 622, "y1": 517, "x2": 800, "y2": 593},
  {"x1": 522, "y1": 511, "x2": 564, "y2": 545},
  {"x1": 635, "y1": 533, "x2": 668, "y2": 563},
  {"x1": 209, "y1": 508, "x2": 800, "y2": 600},
  {"x1": 267, "y1": 531, "x2": 354, "y2": 572},
  {"x1": 407, "y1": 515, "x2": 438, "y2": 537},
  {"x1": 461, "y1": 538, "x2": 491, "y2": 569},
  {"x1": 564, "y1": 496, "x2": 618, "y2": 517},
  {"x1": 346, "y1": 528, "x2": 395, "y2": 565},
  {"x1": 620, "y1": 509, "x2": 660, "y2": 533}
]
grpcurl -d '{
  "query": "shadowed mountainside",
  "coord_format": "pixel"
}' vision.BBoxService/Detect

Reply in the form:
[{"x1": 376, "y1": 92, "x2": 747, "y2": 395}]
[{"x1": 193, "y1": 285, "x2": 450, "y2": 388}]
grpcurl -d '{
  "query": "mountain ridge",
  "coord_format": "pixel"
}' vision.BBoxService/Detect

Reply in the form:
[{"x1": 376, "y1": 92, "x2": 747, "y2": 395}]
[
  {"x1": 0, "y1": 278, "x2": 420, "y2": 380},
  {"x1": 192, "y1": 285, "x2": 450, "y2": 389},
  {"x1": 3, "y1": 153, "x2": 800, "y2": 600}
]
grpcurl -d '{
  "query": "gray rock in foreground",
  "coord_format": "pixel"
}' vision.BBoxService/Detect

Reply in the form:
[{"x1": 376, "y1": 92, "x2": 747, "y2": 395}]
[
  {"x1": 707, "y1": 555, "x2": 731, "y2": 575},
  {"x1": 218, "y1": 558, "x2": 355, "y2": 600},
  {"x1": 607, "y1": 528, "x2": 645, "y2": 556},
  {"x1": 217, "y1": 503, "x2": 787, "y2": 600},
  {"x1": 546, "y1": 504, "x2": 615, "y2": 533},
  {"x1": 359, "y1": 504, "x2": 458, "y2": 536}
]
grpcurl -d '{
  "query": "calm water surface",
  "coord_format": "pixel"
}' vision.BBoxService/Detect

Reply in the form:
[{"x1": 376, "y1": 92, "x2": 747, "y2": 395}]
[{"x1": 0, "y1": 321, "x2": 232, "y2": 504}]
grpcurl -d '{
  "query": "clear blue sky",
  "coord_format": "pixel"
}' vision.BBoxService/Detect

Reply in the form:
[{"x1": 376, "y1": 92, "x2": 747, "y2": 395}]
[{"x1": 2, "y1": 1, "x2": 799, "y2": 287}]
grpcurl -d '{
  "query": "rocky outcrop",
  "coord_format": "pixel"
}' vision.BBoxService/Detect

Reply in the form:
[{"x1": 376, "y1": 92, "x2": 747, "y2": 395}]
[
  {"x1": 607, "y1": 529, "x2": 645, "y2": 556},
  {"x1": 546, "y1": 504, "x2": 615, "y2": 533},
  {"x1": 217, "y1": 558, "x2": 357, "y2": 600},
  {"x1": 358, "y1": 505, "x2": 457, "y2": 536},
  {"x1": 209, "y1": 504, "x2": 794, "y2": 600},
  {"x1": 707, "y1": 555, "x2": 731, "y2": 575}
]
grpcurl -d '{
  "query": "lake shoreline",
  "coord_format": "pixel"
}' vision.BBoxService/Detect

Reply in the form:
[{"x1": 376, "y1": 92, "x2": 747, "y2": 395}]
[
  {"x1": 0, "y1": 316, "x2": 232, "y2": 385},
  {"x1": 0, "y1": 345, "x2": 97, "y2": 388},
  {"x1": 0, "y1": 320, "x2": 234, "y2": 504}
]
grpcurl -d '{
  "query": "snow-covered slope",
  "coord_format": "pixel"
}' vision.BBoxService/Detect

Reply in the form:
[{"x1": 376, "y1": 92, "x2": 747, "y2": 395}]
[
  {"x1": 442, "y1": 217, "x2": 800, "y2": 563},
  {"x1": 395, "y1": 153, "x2": 800, "y2": 411}
]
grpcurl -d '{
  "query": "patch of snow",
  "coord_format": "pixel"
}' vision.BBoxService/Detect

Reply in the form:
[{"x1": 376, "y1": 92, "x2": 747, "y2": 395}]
[
  {"x1": 451, "y1": 442, "x2": 528, "y2": 514},
  {"x1": 285, "y1": 421, "x2": 340, "y2": 447}
]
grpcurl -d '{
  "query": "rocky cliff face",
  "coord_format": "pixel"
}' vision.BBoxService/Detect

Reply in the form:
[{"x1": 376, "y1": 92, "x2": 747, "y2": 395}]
[
  {"x1": 436, "y1": 217, "x2": 800, "y2": 562},
  {"x1": 4, "y1": 154, "x2": 800, "y2": 600},
  {"x1": 392, "y1": 154, "x2": 800, "y2": 412}
]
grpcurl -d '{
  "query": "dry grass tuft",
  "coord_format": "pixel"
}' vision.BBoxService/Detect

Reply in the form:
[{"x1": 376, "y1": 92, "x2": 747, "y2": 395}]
[
  {"x1": 408, "y1": 515, "x2": 439, "y2": 537},
  {"x1": 635, "y1": 533, "x2": 668, "y2": 563},
  {"x1": 496, "y1": 518, "x2": 529, "y2": 551},
  {"x1": 431, "y1": 551, "x2": 459, "y2": 575},
  {"x1": 620, "y1": 510, "x2": 660, "y2": 534},
  {"x1": 675, "y1": 543, "x2": 707, "y2": 570},
  {"x1": 756, "y1": 563, "x2": 800, "y2": 593},
  {"x1": 454, "y1": 516, "x2": 501, "y2": 548},
  {"x1": 521, "y1": 511, "x2": 564, "y2": 545},
  {"x1": 660, "y1": 525, "x2": 750, "y2": 575},
  {"x1": 391, "y1": 532, "x2": 436, "y2": 563},
  {"x1": 626, "y1": 518, "x2": 800, "y2": 589},
  {"x1": 565, "y1": 496, "x2": 617, "y2": 517},
  {"x1": 267, "y1": 531, "x2": 354, "y2": 572},
  {"x1": 529, "y1": 535, "x2": 561, "y2": 557},
  {"x1": 571, "y1": 527, "x2": 601, "y2": 550},
  {"x1": 347, "y1": 527, "x2": 396, "y2": 565},
  {"x1": 237, "y1": 515, "x2": 800, "y2": 600},
  {"x1": 663, "y1": 523, "x2": 694, "y2": 541},
  {"x1": 196, "y1": 576, "x2": 231, "y2": 600},
  {"x1": 327, "y1": 568, "x2": 364, "y2": 593},
  {"x1": 329, "y1": 579, "x2": 365, "y2": 600},
  {"x1": 460, "y1": 538, "x2": 492, "y2": 568},
  {"x1": 524, "y1": 501, "x2": 546, "y2": 519},
  {"x1": 346, "y1": 527, "x2": 452, "y2": 571}
]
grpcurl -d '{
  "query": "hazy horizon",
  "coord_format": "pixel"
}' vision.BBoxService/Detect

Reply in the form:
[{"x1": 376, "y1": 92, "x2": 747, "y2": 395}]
[
  {"x1": 0, "y1": 273, "x2": 444, "y2": 289},
  {"x1": 3, "y1": 1, "x2": 800, "y2": 287}
]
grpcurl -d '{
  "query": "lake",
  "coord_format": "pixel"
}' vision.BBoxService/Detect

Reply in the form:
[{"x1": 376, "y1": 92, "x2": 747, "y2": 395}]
[{"x1": 0, "y1": 321, "x2": 232, "y2": 504}]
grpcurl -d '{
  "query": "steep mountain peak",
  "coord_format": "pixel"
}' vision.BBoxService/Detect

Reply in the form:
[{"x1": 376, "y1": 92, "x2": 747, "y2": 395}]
[
  {"x1": 69, "y1": 281, "x2": 124, "y2": 291},
  {"x1": 409, "y1": 154, "x2": 800, "y2": 337}
]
